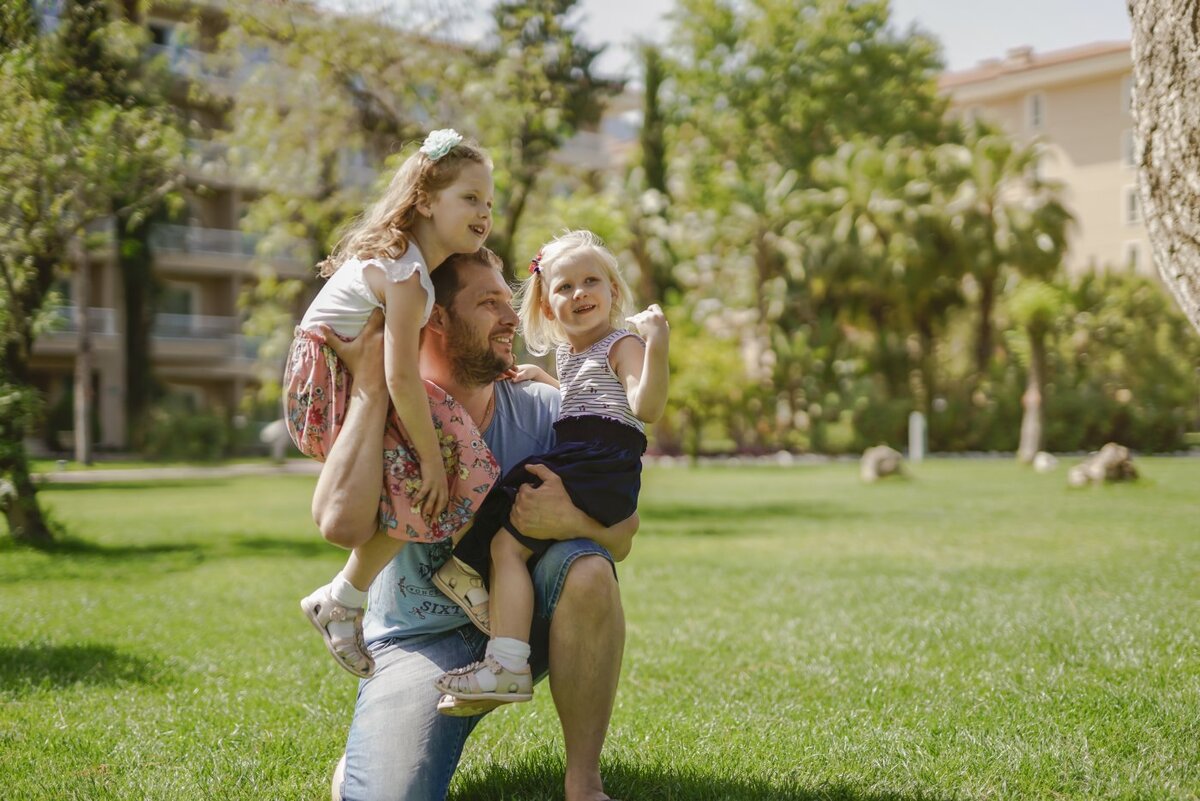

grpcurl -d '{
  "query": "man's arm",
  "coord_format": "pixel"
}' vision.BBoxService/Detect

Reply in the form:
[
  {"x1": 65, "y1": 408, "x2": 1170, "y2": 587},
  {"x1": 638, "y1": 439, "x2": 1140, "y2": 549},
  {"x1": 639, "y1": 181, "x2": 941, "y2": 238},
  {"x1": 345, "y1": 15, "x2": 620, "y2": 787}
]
[
  {"x1": 310, "y1": 309, "x2": 388, "y2": 549},
  {"x1": 509, "y1": 463, "x2": 639, "y2": 561}
]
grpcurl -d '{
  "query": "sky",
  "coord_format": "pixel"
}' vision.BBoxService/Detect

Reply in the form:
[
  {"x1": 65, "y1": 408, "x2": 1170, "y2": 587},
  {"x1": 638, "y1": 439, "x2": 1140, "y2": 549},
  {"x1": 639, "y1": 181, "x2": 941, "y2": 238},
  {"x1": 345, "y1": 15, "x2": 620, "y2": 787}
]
[{"x1": 567, "y1": 0, "x2": 1132, "y2": 78}]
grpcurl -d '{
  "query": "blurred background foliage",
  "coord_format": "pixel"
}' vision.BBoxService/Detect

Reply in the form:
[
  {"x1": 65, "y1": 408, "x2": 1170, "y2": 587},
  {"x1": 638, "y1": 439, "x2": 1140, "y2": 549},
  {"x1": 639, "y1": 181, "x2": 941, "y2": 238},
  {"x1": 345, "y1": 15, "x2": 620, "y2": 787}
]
[{"x1": 2, "y1": 0, "x2": 1198, "y2": 543}]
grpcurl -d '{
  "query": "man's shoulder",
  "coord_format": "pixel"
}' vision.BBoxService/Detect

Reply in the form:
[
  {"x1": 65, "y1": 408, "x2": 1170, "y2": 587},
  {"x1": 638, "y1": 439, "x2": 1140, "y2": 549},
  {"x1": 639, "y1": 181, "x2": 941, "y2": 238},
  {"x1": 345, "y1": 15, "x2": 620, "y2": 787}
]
[{"x1": 505, "y1": 377, "x2": 560, "y2": 407}]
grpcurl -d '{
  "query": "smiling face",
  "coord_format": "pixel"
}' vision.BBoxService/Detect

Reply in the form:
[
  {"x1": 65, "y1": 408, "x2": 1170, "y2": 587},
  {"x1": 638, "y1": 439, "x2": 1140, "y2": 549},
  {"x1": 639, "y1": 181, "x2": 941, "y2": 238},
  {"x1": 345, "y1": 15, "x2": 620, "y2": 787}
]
[
  {"x1": 542, "y1": 252, "x2": 619, "y2": 348},
  {"x1": 444, "y1": 260, "x2": 519, "y2": 384},
  {"x1": 423, "y1": 161, "x2": 494, "y2": 256}
]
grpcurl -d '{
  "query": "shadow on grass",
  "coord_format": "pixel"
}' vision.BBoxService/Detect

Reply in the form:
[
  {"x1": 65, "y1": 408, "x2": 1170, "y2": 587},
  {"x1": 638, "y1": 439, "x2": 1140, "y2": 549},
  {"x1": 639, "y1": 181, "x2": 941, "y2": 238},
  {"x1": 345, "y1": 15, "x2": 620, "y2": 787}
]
[
  {"x1": 452, "y1": 759, "x2": 954, "y2": 801},
  {"x1": 0, "y1": 643, "x2": 163, "y2": 697},
  {"x1": 643, "y1": 500, "x2": 860, "y2": 533},
  {"x1": 0, "y1": 533, "x2": 332, "y2": 583},
  {"x1": 39, "y1": 479, "x2": 235, "y2": 492}
]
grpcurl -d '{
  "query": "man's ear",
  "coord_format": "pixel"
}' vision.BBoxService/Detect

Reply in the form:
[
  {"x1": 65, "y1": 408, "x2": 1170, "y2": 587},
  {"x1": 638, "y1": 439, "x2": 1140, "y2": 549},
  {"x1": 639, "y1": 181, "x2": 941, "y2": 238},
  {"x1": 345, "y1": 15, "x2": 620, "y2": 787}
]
[{"x1": 426, "y1": 303, "x2": 449, "y2": 334}]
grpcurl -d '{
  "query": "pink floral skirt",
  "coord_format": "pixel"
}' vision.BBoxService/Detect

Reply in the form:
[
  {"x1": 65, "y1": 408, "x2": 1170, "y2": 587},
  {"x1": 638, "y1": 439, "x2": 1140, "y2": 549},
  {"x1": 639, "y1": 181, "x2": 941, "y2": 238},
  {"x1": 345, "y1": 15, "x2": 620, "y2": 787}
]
[{"x1": 283, "y1": 328, "x2": 499, "y2": 543}]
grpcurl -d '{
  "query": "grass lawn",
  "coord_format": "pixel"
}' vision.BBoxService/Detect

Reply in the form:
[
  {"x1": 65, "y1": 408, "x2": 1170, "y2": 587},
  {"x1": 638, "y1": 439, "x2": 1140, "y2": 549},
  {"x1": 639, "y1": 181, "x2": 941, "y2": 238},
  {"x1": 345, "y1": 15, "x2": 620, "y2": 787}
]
[{"x1": 1, "y1": 459, "x2": 1197, "y2": 800}]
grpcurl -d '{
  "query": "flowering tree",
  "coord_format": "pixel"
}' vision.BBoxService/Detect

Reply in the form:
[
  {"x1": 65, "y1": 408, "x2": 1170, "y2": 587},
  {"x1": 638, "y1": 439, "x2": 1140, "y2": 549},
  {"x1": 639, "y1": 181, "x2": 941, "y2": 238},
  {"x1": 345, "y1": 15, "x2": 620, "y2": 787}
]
[{"x1": 0, "y1": 2, "x2": 182, "y2": 546}]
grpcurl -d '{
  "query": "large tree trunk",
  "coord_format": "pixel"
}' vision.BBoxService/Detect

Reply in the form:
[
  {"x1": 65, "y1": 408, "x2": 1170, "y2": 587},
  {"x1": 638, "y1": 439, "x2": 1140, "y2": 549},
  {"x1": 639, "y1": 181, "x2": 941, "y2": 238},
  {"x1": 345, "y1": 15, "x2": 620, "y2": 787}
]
[
  {"x1": 1129, "y1": 0, "x2": 1200, "y2": 333},
  {"x1": 1, "y1": 342, "x2": 55, "y2": 548},
  {"x1": 73, "y1": 239, "x2": 94, "y2": 465},
  {"x1": 119, "y1": 214, "x2": 159, "y2": 449}
]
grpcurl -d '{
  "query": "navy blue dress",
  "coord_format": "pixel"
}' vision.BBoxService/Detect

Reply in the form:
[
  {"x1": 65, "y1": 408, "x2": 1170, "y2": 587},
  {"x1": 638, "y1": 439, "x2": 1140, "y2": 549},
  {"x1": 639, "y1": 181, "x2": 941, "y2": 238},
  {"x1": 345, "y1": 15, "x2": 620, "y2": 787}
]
[{"x1": 453, "y1": 330, "x2": 647, "y2": 583}]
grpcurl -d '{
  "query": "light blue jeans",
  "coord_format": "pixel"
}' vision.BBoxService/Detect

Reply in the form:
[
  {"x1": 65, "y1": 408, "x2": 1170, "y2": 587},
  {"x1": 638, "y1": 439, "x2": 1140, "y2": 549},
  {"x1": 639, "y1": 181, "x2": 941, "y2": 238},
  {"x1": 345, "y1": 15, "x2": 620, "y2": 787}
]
[{"x1": 338, "y1": 538, "x2": 615, "y2": 801}]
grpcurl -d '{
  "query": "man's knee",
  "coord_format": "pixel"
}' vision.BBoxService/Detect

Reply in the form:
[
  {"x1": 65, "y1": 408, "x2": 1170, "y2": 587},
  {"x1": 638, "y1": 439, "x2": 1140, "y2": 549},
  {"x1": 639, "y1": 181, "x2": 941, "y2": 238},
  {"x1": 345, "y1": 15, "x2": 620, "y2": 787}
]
[
  {"x1": 330, "y1": 754, "x2": 346, "y2": 801},
  {"x1": 560, "y1": 554, "x2": 619, "y2": 610}
]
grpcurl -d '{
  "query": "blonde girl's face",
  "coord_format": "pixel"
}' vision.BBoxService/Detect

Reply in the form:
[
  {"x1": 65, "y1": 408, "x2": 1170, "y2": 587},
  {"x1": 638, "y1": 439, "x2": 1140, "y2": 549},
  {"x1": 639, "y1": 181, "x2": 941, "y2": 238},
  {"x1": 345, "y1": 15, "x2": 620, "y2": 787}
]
[
  {"x1": 541, "y1": 253, "x2": 618, "y2": 342},
  {"x1": 422, "y1": 161, "x2": 494, "y2": 255}
]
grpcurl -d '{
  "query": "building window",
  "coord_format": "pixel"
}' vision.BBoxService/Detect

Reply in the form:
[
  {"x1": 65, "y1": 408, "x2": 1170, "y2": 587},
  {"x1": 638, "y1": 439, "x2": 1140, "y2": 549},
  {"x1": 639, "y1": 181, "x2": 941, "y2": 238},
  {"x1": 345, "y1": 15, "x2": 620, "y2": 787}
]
[
  {"x1": 35, "y1": 0, "x2": 62, "y2": 33},
  {"x1": 159, "y1": 281, "x2": 199, "y2": 316},
  {"x1": 1122, "y1": 75, "x2": 1133, "y2": 114},
  {"x1": 1123, "y1": 241, "x2": 1141, "y2": 272},
  {"x1": 1122, "y1": 130, "x2": 1136, "y2": 167},
  {"x1": 1123, "y1": 186, "x2": 1141, "y2": 226},
  {"x1": 1027, "y1": 92, "x2": 1045, "y2": 130}
]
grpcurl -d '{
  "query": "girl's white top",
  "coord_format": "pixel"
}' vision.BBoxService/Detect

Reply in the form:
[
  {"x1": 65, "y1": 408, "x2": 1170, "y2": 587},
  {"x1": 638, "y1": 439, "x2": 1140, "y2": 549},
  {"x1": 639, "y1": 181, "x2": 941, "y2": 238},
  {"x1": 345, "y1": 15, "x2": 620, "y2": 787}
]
[
  {"x1": 299, "y1": 244, "x2": 434, "y2": 338},
  {"x1": 555, "y1": 329, "x2": 646, "y2": 433}
]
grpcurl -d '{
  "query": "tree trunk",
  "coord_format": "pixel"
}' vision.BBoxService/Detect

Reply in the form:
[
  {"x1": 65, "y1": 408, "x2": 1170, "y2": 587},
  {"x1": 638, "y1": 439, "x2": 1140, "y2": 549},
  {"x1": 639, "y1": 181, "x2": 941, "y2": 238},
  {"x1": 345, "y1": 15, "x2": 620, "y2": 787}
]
[
  {"x1": 975, "y1": 276, "x2": 996, "y2": 375},
  {"x1": 119, "y1": 214, "x2": 159, "y2": 449},
  {"x1": 1129, "y1": 0, "x2": 1200, "y2": 334},
  {"x1": 1017, "y1": 323, "x2": 1046, "y2": 463},
  {"x1": 496, "y1": 169, "x2": 535, "y2": 284},
  {"x1": 73, "y1": 239, "x2": 94, "y2": 465},
  {"x1": 0, "y1": 456, "x2": 54, "y2": 548}
]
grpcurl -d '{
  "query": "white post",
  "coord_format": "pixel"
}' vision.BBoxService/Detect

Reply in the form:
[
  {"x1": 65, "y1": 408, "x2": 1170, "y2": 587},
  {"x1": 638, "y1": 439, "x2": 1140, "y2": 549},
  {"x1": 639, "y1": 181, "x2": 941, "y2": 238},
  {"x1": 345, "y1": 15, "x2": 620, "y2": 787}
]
[{"x1": 908, "y1": 411, "x2": 926, "y2": 463}]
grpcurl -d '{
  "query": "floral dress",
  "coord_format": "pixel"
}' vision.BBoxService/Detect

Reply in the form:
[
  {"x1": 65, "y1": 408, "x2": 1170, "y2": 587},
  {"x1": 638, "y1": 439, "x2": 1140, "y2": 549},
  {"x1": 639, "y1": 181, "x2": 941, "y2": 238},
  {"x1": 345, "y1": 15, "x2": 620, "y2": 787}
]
[{"x1": 282, "y1": 255, "x2": 498, "y2": 543}]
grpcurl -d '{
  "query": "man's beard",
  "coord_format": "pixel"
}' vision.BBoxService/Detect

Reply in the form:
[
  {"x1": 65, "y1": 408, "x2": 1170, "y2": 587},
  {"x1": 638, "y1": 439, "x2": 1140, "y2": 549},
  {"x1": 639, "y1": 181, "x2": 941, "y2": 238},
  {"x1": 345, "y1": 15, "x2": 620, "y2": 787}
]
[{"x1": 446, "y1": 315, "x2": 512, "y2": 387}]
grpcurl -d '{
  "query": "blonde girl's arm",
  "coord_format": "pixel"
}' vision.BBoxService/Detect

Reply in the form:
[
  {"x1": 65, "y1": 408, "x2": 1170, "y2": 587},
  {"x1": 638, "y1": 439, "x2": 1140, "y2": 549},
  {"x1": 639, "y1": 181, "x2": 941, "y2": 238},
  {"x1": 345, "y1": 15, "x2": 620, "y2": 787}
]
[
  {"x1": 381, "y1": 275, "x2": 449, "y2": 520},
  {"x1": 613, "y1": 303, "x2": 671, "y2": 423},
  {"x1": 508, "y1": 363, "x2": 560, "y2": 388}
]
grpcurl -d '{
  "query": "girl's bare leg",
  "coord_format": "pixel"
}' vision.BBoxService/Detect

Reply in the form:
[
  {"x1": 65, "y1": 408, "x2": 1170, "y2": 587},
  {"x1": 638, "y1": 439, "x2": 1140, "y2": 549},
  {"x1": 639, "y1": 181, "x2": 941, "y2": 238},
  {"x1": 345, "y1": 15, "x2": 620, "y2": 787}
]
[{"x1": 489, "y1": 528, "x2": 535, "y2": 641}]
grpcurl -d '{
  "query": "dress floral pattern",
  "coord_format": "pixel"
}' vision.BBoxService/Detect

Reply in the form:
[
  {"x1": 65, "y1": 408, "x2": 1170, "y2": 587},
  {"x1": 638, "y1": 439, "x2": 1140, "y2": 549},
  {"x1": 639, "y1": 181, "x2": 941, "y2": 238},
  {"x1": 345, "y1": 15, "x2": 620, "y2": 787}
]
[{"x1": 283, "y1": 327, "x2": 498, "y2": 543}]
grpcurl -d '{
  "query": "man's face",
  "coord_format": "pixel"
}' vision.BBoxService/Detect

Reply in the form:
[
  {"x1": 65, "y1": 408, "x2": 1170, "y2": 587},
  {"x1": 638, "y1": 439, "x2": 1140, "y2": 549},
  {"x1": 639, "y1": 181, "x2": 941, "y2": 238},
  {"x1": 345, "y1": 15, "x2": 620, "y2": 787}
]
[{"x1": 444, "y1": 264, "x2": 519, "y2": 386}]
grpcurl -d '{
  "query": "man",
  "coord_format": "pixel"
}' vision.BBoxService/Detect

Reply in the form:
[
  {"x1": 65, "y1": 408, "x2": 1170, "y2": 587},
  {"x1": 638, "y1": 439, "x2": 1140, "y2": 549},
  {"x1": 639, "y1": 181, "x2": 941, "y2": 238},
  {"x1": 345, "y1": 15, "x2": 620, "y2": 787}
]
[{"x1": 311, "y1": 247, "x2": 636, "y2": 801}]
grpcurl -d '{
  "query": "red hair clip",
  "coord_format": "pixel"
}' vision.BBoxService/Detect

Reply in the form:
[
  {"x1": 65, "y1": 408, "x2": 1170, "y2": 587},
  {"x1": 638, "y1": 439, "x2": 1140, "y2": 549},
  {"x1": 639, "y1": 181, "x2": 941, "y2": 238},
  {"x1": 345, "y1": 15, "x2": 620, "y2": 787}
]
[{"x1": 529, "y1": 251, "x2": 543, "y2": 274}]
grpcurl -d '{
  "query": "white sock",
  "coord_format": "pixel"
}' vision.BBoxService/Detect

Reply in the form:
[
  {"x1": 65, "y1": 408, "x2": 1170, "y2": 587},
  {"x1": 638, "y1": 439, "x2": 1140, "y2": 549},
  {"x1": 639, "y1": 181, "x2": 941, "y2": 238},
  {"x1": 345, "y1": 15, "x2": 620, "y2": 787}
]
[
  {"x1": 486, "y1": 637, "x2": 530, "y2": 672},
  {"x1": 325, "y1": 573, "x2": 368, "y2": 643},
  {"x1": 330, "y1": 572, "x2": 368, "y2": 608}
]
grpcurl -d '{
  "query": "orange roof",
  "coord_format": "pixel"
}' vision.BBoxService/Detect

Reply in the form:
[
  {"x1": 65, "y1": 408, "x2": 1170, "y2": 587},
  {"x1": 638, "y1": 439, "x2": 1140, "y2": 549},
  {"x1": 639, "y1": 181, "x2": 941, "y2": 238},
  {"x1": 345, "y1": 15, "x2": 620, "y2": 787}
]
[{"x1": 939, "y1": 41, "x2": 1130, "y2": 89}]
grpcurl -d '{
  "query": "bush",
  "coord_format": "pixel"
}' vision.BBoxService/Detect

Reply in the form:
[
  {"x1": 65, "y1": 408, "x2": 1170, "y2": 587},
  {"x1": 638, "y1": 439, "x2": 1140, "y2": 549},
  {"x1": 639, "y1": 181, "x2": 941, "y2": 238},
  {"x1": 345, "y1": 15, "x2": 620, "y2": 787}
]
[{"x1": 139, "y1": 403, "x2": 230, "y2": 462}]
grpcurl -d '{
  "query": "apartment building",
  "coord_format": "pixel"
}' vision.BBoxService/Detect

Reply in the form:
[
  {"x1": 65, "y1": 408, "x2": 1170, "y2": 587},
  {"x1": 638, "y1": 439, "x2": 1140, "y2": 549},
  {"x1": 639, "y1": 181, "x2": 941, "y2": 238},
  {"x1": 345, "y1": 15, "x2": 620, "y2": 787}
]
[
  {"x1": 28, "y1": 2, "x2": 318, "y2": 451},
  {"x1": 939, "y1": 41, "x2": 1149, "y2": 278}
]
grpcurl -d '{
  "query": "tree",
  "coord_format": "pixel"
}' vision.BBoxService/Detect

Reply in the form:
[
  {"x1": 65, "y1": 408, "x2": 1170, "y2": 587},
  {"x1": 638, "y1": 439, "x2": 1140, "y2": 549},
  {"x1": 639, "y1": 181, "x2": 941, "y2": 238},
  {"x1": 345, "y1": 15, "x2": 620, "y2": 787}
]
[
  {"x1": 1128, "y1": 0, "x2": 1200, "y2": 335},
  {"x1": 1007, "y1": 278, "x2": 1064, "y2": 463},
  {"x1": 212, "y1": 2, "x2": 471, "y2": 400},
  {"x1": 942, "y1": 122, "x2": 1072, "y2": 375},
  {"x1": 0, "y1": 1, "x2": 182, "y2": 546},
  {"x1": 659, "y1": 0, "x2": 949, "y2": 445},
  {"x1": 474, "y1": 0, "x2": 619, "y2": 280}
]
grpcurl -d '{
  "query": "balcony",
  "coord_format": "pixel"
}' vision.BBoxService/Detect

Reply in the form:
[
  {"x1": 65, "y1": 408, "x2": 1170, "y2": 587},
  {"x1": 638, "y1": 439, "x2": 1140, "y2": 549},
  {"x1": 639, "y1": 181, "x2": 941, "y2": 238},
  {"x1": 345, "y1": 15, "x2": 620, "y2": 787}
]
[
  {"x1": 149, "y1": 224, "x2": 312, "y2": 275},
  {"x1": 31, "y1": 306, "x2": 120, "y2": 358},
  {"x1": 146, "y1": 43, "x2": 280, "y2": 94},
  {"x1": 43, "y1": 306, "x2": 120, "y2": 336}
]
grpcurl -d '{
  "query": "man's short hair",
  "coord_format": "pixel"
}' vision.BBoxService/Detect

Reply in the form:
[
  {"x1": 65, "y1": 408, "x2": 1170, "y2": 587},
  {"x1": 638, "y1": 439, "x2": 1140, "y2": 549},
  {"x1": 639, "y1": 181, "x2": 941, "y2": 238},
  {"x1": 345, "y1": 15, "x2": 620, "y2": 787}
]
[{"x1": 432, "y1": 247, "x2": 504, "y2": 310}]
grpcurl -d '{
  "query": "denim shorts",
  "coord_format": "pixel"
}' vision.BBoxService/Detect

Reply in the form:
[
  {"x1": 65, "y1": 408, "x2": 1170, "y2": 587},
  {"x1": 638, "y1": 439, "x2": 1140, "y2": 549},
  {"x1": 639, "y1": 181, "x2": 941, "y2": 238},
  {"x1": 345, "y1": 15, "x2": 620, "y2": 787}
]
[{"x1": 338, "y1": 538, "x2": 615, "y2": 801}]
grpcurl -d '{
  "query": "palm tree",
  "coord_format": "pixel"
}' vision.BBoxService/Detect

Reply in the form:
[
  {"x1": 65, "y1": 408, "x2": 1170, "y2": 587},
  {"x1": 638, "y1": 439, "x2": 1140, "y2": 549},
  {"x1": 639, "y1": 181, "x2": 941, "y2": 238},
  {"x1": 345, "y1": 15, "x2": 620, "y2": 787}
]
[
  {"x1": 1007, "y1": 278, "x2": 1065, "y2": 463},
  {"x1": 942, "y1": 122, "x2": 1072, "y2": 376}
]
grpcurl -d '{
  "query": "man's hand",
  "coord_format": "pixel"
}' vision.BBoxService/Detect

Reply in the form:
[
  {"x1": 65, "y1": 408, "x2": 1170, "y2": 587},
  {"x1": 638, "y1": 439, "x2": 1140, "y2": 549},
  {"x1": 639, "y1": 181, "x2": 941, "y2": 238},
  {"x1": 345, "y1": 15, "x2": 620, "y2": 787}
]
[
  {"x1": 319, "y1": 308, "x2": 385, "y2": 390},
  {"x1": 511, "y1": 463, "x2": 638, "y2": 561},
  {"x1": 509, "y1": 463, "x2": 581, "y2": 541}
]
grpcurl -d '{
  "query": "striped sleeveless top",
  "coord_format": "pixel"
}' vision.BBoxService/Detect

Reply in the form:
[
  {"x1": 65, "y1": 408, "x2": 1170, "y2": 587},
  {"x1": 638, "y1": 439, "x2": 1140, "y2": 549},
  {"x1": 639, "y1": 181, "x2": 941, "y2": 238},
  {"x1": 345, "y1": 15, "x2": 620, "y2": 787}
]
[{"x1": 555, "y1": 329, "x2": 646, "y2": 433}]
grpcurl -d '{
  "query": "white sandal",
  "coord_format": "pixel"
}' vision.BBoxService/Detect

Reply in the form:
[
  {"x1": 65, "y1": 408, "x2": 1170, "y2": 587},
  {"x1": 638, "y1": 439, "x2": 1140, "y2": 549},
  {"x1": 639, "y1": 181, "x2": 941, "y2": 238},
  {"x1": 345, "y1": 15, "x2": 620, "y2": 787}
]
[
  {"x1": 300, "y1": 584, "x2": 375, "y2": 678},
  {"x1": 432, "y1": 556, "x2": 491, "y2": 635},
  {"x1": 434, "y1": 655, "x2": 532, "y2": 704}
]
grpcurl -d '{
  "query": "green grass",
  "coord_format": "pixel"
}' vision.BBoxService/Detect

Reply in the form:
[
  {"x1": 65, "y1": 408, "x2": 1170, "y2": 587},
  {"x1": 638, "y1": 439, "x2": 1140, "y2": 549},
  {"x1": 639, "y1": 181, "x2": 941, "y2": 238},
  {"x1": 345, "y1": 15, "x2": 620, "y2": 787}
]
[{"x1": 2, "y1": 460, "x2": 1198, "y2": 800}]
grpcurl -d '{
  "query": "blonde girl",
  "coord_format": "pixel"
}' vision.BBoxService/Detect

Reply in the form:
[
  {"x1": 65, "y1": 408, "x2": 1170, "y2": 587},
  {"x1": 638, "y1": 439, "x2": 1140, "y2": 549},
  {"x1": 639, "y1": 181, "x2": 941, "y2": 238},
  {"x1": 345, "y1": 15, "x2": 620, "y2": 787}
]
[
  {"x1": 432, "y1": 230, "x2": 669, "y2": 707},
  {"x1": 284, "y1": 130, "x2": 499, "y2": 678}
]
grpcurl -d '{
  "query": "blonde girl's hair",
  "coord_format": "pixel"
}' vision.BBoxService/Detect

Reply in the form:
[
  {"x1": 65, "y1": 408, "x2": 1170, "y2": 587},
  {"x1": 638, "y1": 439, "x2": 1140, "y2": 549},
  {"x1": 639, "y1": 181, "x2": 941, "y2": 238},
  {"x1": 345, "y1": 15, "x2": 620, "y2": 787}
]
[
  {"x1": 517, "y1": 230, "x2": 634, "y2": 356},
  {"x1": 317, "y1": 137, "x2": 492, "y2": 277}
]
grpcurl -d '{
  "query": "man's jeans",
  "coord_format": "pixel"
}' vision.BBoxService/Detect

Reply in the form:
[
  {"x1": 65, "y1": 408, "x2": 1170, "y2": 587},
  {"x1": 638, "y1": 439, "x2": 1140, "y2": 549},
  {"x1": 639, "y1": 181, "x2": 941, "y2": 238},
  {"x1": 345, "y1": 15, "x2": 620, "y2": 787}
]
[{"x1": 338, "y1": 539, "x2": 615, "y2": 801}]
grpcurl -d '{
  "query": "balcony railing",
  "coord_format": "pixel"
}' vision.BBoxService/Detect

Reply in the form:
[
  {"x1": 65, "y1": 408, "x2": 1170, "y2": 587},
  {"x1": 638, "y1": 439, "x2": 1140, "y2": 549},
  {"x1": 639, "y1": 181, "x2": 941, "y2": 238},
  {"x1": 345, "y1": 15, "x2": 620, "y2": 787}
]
[
  {"x1": 44, "y1": 306, "x2": 119, "y2": 336},
  {"x1": 153, "y1": 313, "x2": 239, "y2": 339},
  {"x1": 149, "y1": 224, "x2": 311, "y2": 265},
  {"x1": 146, "y1": 43, "x2": 279, "y2": 91}
]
